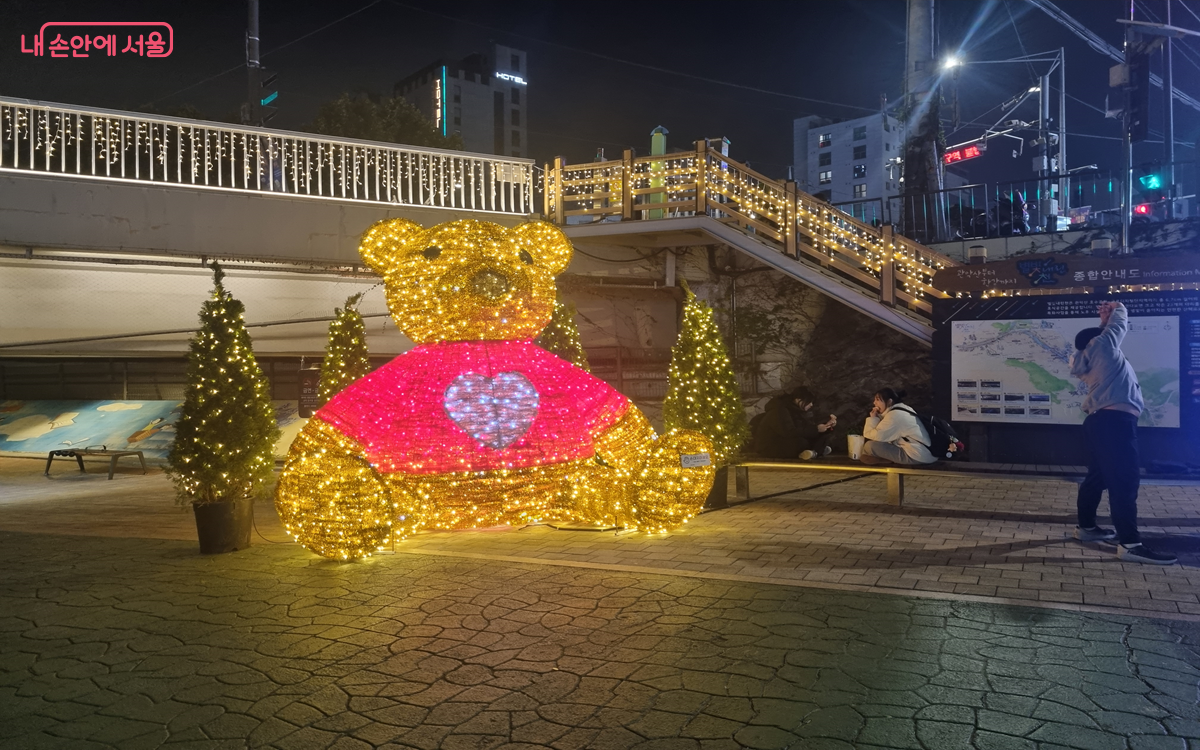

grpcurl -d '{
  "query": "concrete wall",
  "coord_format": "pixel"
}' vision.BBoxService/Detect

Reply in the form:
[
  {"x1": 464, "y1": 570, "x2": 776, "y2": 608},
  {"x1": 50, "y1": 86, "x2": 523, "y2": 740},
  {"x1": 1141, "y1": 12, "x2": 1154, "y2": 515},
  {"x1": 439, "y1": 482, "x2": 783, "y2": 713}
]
[
  {"x1": 0, "y1": 173, "x2": 528, "y2": 266},
  {"x1": 0, "y1": 256, "x2": 413, "y2": 356}
]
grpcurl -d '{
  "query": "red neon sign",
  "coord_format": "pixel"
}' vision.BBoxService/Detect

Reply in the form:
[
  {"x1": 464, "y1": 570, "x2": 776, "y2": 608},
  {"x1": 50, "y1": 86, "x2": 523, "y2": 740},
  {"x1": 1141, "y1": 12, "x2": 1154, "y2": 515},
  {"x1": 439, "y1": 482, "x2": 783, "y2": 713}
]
[{"x1": 943, "y1": 145, "x2": 982, "y2": 164}]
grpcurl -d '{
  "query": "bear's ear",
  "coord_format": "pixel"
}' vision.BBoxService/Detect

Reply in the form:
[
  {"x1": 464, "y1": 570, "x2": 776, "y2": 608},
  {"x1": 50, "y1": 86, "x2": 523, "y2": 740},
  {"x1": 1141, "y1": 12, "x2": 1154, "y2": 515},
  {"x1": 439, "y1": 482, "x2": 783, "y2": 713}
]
[
  {"x1": 510, "y1": 220, "x2": 573, "y2": 275},
  {"x1": 359, "y1": 218, "x2": 423, "y2": 275}
]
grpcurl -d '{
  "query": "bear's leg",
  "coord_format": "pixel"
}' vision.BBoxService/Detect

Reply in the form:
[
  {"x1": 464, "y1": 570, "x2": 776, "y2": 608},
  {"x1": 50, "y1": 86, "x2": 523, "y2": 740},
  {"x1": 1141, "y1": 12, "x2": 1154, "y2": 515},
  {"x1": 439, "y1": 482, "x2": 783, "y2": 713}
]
[{"x1": 275, "y1": 416, "x2": 418, "y2": 560}]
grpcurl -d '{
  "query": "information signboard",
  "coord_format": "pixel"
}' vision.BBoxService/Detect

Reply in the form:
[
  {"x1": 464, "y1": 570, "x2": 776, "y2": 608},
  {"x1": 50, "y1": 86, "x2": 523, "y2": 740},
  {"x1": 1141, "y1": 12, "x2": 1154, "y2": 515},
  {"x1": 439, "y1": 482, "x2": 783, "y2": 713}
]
[{"x1": 934, "y1": 292, "x2": 1200, "y2": 429}]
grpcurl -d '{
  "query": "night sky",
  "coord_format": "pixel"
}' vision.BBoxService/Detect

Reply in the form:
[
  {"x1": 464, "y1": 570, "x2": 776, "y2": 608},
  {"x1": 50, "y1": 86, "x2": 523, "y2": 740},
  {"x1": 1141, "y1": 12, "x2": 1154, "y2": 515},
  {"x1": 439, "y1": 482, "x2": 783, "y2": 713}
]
[{"x1": 3, "y1": 0, "x2": 1199, "y2": 184}]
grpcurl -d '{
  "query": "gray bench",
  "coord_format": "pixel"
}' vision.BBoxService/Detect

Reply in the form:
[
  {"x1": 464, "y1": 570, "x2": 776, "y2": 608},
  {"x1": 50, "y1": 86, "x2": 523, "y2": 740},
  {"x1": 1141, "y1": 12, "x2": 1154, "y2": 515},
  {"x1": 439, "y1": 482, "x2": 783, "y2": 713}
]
[
  {"x1": 45, "y1": 447, "x2": 147, "y2": 480},
  {"x1": 732, "y1": 459, "x2": 1200, "y2": 507}
]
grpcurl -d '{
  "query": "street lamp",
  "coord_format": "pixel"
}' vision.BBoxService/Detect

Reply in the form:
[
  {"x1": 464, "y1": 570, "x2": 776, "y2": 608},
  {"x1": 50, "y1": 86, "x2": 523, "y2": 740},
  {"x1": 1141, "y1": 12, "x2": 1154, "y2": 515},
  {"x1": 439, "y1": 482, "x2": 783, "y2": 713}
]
[{"x1": 945, "y1": 49, "x2": 1069, "y2": 228}]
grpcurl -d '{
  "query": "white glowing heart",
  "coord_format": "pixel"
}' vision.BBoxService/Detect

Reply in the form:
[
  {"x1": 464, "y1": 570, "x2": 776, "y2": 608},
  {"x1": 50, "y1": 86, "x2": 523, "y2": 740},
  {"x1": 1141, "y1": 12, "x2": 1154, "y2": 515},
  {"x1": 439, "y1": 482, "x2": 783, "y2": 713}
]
[{"x1": 443, "y1": 372, "x2": 539, "y2": 449}]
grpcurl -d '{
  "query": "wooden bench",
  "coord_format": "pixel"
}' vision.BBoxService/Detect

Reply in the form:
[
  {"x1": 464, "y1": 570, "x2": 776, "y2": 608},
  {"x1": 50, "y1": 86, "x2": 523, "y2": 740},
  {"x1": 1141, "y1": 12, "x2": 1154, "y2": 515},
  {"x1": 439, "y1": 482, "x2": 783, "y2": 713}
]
[
  {"x1": 732, "y1": 459, "x2": 1200, "y2": 507},
  {"x1": 45, "y1": 447, "x2": 148, "y2": 480}
]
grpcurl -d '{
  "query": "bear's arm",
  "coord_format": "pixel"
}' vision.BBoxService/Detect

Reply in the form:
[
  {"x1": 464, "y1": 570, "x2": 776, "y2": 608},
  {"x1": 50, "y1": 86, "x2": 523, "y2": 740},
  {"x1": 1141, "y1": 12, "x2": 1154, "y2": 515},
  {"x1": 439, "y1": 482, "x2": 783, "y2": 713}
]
[{"x1": 592, "y1": 407, "x2": 657, "y2": 472}]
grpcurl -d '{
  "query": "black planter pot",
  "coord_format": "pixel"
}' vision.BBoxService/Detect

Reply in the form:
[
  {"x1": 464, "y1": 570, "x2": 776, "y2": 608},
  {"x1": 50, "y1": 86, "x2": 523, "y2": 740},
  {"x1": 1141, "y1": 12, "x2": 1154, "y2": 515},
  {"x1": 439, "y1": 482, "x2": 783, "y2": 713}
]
[
  {"x1": 703, "y1": 466, "x2": 729, "y2": 510},
  {"x1": 192, "y1": 499, "x2": 253, "y2": 554}
]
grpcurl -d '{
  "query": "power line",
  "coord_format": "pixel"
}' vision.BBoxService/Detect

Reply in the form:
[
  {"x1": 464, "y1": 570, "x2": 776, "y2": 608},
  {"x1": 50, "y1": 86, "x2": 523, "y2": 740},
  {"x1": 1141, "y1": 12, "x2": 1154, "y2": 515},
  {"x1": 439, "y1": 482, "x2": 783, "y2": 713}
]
[
  {"x1": 386, "y1": 0, "x2": 881, "y2": 116},
  {"x1": 1064, "y1": 91, "x2": 1108, "y2": 117},
  {"x1": 1003, "y1": 0, "x2": 1042, "y2": 83},
  {"x1": 1027, "y1": 0, "x2": 1200, "y2": 113},
  {"x1": 149, "y1": 1, "x2": 383, "y2": 105},
  {"x1": 1136, "y1": 1, "x2": 1200, "y2": 77}
]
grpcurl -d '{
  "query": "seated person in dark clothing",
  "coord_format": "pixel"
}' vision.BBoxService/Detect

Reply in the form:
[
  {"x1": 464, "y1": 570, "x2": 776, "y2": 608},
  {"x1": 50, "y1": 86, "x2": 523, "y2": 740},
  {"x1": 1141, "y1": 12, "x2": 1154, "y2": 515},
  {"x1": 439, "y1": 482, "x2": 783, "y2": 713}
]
[{"x1": 751, "y1": 386, "x2": 838, "y2": 460}]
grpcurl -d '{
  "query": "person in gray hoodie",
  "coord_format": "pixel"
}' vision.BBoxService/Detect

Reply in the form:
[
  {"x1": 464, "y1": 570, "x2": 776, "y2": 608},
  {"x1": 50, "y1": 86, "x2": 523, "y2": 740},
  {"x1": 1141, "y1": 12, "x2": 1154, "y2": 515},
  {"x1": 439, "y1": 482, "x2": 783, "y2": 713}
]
[{"x1": 1069, "y1": 301, "x2": 1175, "y2": 565}]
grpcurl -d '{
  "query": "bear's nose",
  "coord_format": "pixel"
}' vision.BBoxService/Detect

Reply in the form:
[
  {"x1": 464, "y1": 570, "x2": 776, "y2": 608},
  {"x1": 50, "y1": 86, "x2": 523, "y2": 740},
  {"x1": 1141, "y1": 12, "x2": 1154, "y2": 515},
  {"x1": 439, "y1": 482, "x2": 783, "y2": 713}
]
[{"x1": 469, "y1": 269, "x2": 510, "y2": 300}]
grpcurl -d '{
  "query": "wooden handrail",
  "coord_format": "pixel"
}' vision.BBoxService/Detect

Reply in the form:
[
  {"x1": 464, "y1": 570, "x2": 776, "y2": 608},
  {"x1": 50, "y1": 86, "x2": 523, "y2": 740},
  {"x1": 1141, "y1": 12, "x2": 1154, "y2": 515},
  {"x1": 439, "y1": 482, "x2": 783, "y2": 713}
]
[{"x1": 546, "y1": 141, "x2": 958, "y2": 321}]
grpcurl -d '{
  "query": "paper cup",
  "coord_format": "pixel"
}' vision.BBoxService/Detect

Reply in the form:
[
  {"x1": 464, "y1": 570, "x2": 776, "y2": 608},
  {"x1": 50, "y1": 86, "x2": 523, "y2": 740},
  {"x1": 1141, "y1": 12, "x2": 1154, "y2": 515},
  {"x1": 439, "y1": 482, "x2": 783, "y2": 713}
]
[{"x1": 847, "y1": 435, "x2": 865, "y2": 460}]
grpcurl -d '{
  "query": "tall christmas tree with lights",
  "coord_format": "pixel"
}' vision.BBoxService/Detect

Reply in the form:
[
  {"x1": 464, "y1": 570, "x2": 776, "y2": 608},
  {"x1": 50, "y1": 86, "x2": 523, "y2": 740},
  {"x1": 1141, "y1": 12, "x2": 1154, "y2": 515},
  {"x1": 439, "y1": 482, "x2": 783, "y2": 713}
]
[
  {"x1": 319, "y1": 292, "x2": 372, "y2": 405},
  {"x1": 663, "y1": 283, "x2": 749, "y2": 466},
  {"x1": 168, "y1": 262, "x2": 280, "y2": 506},
  {"x1": 535, "y1": 294, "x2": 590, "y2": 371}
]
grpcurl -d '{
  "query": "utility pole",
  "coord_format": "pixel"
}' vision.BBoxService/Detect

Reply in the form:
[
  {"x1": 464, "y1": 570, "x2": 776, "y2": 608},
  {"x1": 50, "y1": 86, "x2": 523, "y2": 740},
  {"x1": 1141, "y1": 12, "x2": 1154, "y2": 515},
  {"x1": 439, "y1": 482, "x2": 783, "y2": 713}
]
[
  {"x1": 1058, "y1": 47, "x2": 1067, "y2": 218},
  {"x1": 1122, "y1": 7, "x2": 1135, "y2": 254},
  {"x1": 244, "y1": 0, "x2": 261, "y2": 126},
  {"x1": 1036, "y1": 71, "x2": 1053, "y2": 230},
  {"x1": 901, "y1": 0, "x2": 943, "y2": 241},
  {"x1": 1163, "y1": 1, "x2": 1175, "y2": 218}
]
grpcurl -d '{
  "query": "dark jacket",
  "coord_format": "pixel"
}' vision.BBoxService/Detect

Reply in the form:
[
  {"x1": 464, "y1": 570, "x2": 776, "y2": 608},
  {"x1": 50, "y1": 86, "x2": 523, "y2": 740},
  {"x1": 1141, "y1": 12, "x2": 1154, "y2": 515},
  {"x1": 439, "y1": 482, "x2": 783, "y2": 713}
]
[{"x1": 752, "y1": 396, "x2": 822, "y2": 458}]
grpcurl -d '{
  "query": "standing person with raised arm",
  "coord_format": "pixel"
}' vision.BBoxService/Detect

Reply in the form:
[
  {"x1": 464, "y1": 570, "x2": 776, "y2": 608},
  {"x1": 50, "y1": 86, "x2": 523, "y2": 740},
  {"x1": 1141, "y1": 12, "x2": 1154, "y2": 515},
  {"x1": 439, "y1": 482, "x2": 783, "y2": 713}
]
[{"x1": 1070, "y1": 301, "x2": 1176, "y2": 565}]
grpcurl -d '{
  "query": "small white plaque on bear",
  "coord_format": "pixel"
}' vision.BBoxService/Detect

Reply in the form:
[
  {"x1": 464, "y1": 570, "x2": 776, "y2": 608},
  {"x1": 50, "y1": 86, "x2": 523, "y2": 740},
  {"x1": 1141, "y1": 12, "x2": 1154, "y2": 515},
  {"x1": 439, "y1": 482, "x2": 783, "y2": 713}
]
[{"x1": 680, "y1": 452, "x2": 711, "y2": 469}]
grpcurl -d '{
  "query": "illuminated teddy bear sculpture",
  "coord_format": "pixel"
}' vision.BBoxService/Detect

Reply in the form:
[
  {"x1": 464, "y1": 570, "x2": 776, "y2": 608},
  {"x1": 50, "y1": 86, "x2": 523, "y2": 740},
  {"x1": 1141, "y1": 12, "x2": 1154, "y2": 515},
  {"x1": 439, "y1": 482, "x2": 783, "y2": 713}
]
[{"x1": 276, "y1": 218, "x2": 715, "y2": 560}]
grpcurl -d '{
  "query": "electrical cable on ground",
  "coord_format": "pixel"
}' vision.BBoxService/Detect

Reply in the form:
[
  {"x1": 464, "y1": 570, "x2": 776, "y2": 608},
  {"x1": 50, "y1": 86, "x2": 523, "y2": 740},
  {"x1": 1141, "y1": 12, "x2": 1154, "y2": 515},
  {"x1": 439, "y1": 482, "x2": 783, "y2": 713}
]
[
  {"x1": 251, "y1": 498, "x2": 291, "y2": 544},
  {"x1": 715, "y1": 472, "x2": 875, "y2": 508}
]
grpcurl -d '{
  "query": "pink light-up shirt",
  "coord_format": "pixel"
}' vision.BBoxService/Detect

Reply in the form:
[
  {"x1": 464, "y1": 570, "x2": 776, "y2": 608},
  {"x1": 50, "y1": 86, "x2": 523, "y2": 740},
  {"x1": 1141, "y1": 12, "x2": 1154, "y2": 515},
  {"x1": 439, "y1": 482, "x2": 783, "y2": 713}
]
[{"x1": 316, "y1": 339, "x2": 630, "y2": 475}]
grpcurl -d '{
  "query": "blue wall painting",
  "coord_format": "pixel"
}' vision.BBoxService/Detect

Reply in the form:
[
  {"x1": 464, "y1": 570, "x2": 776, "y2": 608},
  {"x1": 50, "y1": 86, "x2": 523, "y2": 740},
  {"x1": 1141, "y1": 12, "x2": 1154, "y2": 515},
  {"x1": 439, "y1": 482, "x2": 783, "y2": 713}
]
[{"x1": 0, "y1": 400, "x2": 307, "y2": 459}]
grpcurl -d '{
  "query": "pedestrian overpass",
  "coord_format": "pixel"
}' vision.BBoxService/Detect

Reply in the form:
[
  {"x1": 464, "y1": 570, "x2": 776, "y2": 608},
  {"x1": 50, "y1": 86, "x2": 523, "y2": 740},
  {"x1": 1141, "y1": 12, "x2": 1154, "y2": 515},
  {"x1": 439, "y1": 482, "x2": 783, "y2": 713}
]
[
  {"x1": 0, "y1": 97, "x2": 952, "y2": 352},
  {"x1": 546, "y1": 144, "x2": 955, "y2": 342}
]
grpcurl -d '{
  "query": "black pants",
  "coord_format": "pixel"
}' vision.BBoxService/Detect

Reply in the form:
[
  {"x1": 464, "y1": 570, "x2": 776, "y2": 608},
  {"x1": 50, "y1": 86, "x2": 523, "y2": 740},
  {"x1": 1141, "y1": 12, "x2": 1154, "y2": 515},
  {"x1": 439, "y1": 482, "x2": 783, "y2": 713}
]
[
  {"x1": 1077, "y1": 409, "x2": 1141, "y2": 544},
  {"x1": 802, "y1": 430, "x2": 835, "y2": 455}
]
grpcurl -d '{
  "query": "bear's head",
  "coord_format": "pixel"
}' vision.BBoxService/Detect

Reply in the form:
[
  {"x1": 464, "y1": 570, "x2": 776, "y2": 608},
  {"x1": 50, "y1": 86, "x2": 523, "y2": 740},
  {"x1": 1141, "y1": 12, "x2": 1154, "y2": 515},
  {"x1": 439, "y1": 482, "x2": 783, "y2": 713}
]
[{"x1": 359, "y1": 219, "x2": 573, "y2": 343}]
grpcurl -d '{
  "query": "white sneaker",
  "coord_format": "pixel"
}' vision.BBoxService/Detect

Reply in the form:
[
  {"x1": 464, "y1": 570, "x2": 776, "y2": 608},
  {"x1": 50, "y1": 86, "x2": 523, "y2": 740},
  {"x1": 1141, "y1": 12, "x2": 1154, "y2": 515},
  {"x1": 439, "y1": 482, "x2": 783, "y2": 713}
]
[
  {"x1": 822, "y1": 446, "x2": 833, "y2": 456},
  {"x1": 799, "y1": 450, "x2": 816, "y2": 460}
]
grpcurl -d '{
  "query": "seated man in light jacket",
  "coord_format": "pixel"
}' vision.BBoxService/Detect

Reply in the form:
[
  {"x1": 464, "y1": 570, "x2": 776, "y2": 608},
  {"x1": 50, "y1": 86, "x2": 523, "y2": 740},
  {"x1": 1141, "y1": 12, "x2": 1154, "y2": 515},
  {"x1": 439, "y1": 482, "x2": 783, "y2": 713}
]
[
  {"x1": 859, "y1": 387, "x2": 935, "y2": 465},
  {"x1": 1069, "y1": 301, "x2": 1175, "y2": 565}
]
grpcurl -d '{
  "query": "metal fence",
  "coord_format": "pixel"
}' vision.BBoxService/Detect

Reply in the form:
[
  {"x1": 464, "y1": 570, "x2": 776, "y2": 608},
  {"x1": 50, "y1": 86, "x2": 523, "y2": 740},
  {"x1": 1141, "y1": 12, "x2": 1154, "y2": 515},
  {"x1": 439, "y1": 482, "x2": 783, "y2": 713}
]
[
  {"x1": 0, "y1": 97, "x2": 535, "y2": 214},
  {"x1": 889, "y1": 163, "x2": 1199, "y2": 245}
]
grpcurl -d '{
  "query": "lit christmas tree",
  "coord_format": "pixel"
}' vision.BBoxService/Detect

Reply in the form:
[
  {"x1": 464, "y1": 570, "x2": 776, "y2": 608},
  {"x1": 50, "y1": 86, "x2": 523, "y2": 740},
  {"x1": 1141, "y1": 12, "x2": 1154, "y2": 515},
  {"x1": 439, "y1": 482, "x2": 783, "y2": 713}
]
[
  {"x1": 319, "y1": 292, "x2": 372, "y2": 405},
  {"x1": 663, "y1": 282, "x2": 749, "y2": 465},
  {"x1": 535, "y1": 294, "x2": 590, "y2": 371},
  {"x1": 168, "y1": 262, "x2": 280, "y2": 505}
]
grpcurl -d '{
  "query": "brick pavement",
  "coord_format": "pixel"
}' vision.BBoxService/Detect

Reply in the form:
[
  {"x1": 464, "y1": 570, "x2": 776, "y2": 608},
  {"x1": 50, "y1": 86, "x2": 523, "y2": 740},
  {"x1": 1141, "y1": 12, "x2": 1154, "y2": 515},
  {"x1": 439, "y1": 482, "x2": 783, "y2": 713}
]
[
  {"x1": 5, "y1": 456, "x2": 1200, "y2": 748},
  {"x1": 3, "y1": 527, "x2": 1200, "y2": 749},
  {"x1": 3, "y1": 457, "x2": 1200, "y2": 619}
]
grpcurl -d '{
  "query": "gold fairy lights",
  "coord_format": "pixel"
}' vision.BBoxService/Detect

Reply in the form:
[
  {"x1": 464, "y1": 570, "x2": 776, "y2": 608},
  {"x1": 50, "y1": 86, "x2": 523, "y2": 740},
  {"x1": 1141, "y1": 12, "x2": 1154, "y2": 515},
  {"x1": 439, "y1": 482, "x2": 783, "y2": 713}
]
[
  {"x1": 167, "y1": 263, "x2": 280, "y2": 507},
  {"x1": 318, "y1": 292, "x2": 371, "y2": 406},
  {"x1": 276, "y1": 218, "x2": 715, "y2": 560},
  {"x1": 555, "y1": 149, "x2": 950, "y2": 306},
  {"x1": 663, "y1": 285, "x2": 750, "y2": 466}
]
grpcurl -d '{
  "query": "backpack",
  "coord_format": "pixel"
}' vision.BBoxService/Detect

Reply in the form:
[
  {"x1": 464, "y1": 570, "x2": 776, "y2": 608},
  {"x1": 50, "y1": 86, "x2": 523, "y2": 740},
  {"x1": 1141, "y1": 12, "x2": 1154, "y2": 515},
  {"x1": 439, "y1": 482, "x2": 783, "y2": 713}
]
[{"x1": 895, "y1": 405, "x2": 964, "y2": 460}]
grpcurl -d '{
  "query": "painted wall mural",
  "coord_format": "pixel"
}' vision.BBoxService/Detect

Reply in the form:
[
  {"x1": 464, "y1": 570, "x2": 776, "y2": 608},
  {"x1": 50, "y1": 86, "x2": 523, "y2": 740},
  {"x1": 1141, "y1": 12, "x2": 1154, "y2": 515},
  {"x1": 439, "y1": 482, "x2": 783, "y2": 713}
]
[{"x1": 0, "y1": 400, "x2": 306, "y2": 459}]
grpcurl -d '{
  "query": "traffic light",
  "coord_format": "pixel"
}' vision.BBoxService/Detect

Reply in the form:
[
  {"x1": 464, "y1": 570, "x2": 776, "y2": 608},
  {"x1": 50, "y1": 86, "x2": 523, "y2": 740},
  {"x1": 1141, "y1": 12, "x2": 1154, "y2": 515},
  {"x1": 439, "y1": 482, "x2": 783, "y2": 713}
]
[
  {"x1": 1135, "y1": 164, "x2": 1166, "y2": 202},
  {"x1": 1134, "y1": 203, "x2": 1152, "y2": 216},
  {"x1": 259, "y1": 70, "x2": 278, "y2": 123},
  {"x1": 1126, "y1": 47, "x2": 1151, "y2": 142}
]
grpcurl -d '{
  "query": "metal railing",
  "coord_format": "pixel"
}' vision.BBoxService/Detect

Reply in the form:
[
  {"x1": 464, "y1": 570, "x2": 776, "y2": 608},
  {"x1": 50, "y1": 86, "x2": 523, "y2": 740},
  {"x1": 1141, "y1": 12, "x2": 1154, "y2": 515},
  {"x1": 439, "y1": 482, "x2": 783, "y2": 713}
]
[
  {"x1": 0, "y1": 97, "x2": 535, "y2": 214},
  {"x1": 545, "y1": 142, "x2": 957, "y2": 319},
  {"x1": 889, "y1": 165, "x2": 1199, "y2": 245},
  {"x1": 831, "y1": 198, "x2": 888, "y2": 227}
]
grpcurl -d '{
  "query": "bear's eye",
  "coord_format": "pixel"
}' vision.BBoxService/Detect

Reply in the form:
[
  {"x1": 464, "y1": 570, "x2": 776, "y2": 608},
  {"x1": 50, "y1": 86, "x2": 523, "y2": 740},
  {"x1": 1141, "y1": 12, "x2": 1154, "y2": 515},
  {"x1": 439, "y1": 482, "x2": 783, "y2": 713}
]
[
  {"x1": 518, "y1": 249, "x2": 534, "y2": 265},
  {"x1": 422, "y1": 246, "x2": 442, "y2": 260}
]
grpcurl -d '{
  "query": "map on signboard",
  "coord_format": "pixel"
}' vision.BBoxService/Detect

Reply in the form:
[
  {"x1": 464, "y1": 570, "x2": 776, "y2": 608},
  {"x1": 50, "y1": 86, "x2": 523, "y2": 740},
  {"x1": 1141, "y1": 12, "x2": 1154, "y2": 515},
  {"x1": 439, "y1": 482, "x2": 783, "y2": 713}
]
[{"x1": 951, "y1": 317, "x2": 1180, "y2": 427}]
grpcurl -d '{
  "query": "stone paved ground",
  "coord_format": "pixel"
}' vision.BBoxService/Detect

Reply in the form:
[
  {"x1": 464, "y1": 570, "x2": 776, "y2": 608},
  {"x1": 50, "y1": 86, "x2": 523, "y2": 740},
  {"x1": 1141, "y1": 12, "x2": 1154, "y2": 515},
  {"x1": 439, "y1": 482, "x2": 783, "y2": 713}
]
[
  {"x1": 3, "y1": 456, "x2": 1200, "y2": 748},
  {"x1": 8, "y1": 458, "x2": 1200, "y2": 619}
]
